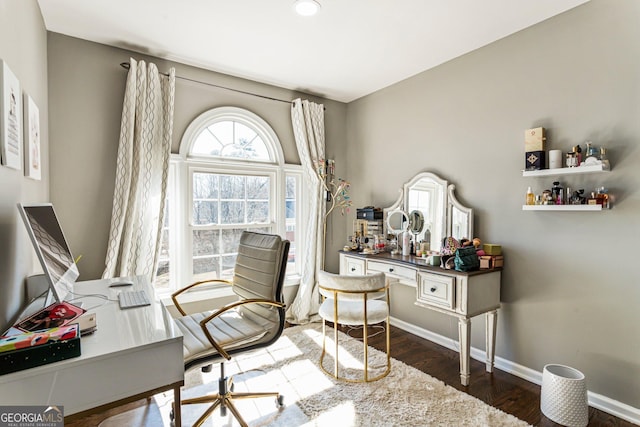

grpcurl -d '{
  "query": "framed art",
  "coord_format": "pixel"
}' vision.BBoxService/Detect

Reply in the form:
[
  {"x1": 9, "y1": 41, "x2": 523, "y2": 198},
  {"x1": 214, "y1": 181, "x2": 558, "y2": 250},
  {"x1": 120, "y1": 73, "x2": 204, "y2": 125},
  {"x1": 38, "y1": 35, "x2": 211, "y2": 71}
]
[
  {"x1": 23, "y1": 94, "x2": 41, "y2": 180},
  {"x1": 0, "y1": 59, "x2": 22, "y2": 170}
]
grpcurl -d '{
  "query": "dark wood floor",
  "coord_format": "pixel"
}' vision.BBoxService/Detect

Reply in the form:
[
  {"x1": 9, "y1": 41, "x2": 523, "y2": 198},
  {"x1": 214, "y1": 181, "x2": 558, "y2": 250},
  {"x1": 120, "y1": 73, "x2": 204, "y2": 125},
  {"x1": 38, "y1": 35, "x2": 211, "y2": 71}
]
[
  {"x1": 364, "y1": 325, "x2": 634, "y2": 427},
  {"x1": 67, "y1": 324, "x2": 634, "y2": 427}
]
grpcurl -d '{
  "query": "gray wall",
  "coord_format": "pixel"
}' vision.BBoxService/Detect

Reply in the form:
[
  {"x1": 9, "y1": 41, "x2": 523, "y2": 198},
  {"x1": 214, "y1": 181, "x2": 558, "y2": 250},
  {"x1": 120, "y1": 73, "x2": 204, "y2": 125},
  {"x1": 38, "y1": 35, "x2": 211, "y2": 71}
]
[
  {"x1": 46, "y1": 33, "x2": 348, "y2": 281},
  {"x1": 345, "y1": 0, "x2": 639, "y2": 408},
  {"x1": 0, "y1": 0, "x2": 49, "y2": 332}
]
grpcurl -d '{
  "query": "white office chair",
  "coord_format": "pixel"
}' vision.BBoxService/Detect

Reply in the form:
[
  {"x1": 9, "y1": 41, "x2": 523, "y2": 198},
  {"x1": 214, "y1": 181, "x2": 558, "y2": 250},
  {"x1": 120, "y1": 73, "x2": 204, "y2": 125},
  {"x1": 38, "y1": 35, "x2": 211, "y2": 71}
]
[
  {"x1": 318, "y1": 270, "x2": 391, "y2": 382},
  {"x1": 170, "y1": 231, "x2": 290, "y2": 427}
]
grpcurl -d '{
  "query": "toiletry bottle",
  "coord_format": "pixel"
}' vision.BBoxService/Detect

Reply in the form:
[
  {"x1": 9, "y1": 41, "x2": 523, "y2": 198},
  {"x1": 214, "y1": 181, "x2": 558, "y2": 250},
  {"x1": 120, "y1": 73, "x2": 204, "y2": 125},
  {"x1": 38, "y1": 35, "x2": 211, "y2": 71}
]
[
  {"x1": 526, "y1": 187, "x2": 534, "y2": 205},
  {"x1": 599, "y1": 147, "x2": 610, "y2": 170},
  {"x1": 551, "y1": 181, "x2": 564, "y2": 205},
  {"x1": 402, "y1": 231, "x2": 411, "y2": 256},
  {"x1": 574, "y1": 145, "x2": 582, "y2": 166}
]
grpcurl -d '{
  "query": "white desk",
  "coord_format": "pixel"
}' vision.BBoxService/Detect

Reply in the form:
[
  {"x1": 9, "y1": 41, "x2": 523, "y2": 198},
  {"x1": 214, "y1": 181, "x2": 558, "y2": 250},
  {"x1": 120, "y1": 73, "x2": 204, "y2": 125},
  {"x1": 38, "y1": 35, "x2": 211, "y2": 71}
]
[{"x1": 0, "y1": 276, "x2": 184, "y2": 426}]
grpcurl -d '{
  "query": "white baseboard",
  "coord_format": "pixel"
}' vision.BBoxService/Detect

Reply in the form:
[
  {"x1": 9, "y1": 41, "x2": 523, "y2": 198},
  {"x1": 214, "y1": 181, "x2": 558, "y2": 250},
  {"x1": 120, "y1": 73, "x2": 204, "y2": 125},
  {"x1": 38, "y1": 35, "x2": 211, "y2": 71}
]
[{"x1": 389, "y1": 316, "x2": 640, "y2": 426}]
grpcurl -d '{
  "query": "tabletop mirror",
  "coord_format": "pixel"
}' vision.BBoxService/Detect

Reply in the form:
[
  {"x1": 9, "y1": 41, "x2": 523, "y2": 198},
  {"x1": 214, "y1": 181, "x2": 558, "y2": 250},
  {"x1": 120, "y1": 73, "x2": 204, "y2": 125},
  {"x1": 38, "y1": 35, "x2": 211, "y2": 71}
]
[{"x1": 383, "y1": 171, "x2": 474, "y2": 252}]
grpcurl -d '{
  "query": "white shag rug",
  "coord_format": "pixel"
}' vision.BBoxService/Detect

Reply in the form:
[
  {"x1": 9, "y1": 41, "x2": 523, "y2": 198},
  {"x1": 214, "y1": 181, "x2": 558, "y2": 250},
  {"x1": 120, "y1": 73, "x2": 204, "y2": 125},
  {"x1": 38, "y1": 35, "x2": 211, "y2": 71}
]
[{"x1": 100, "y1": 323, "x2": 531, "y2": 427}]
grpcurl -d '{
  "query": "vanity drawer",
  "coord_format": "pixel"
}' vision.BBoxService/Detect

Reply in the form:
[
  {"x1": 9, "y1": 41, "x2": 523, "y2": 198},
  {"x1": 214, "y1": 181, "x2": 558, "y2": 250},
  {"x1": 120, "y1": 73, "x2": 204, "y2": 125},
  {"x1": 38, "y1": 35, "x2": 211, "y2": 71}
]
[
  {"x1": 367, "y1": 260, "x2": 416, "y2": 282},
  {"x1": 344, "y1": 257, "x2": 365, "y2": 275},
  {"x1": 417, "y1": 272, "x2": 455, "y2": 309}
]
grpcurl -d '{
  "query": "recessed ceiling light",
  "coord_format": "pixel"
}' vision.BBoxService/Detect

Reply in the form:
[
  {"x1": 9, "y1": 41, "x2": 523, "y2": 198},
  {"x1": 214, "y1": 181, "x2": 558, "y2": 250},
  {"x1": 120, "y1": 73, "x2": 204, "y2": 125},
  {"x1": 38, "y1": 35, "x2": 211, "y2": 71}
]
[{"x1": 293, "y1": 0, "x2": 321, "y2": 17}]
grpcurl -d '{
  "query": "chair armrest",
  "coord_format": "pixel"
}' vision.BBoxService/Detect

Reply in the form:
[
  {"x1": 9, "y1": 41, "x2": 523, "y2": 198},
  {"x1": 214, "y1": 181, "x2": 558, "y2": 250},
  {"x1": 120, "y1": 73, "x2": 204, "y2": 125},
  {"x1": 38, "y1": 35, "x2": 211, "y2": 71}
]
[
  {"x1": 171, "y1": 279, "x2": 233, "y2": 316},
  {"x1": 199, "y1": 298, "x2": 286, "y2": 360}
]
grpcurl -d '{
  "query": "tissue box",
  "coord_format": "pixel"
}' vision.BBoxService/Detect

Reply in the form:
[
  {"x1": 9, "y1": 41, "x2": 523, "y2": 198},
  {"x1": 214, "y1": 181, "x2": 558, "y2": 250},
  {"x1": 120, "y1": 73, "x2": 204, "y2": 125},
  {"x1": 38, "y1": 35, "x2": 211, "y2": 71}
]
[
  {"x1": 525, "y1": 127, "x2": 546, "y2": 151},
  {"x1": 483, "y1": 244, "x2": 502, "y2": 256},
  {"x1": 525, "y1": 151, "x2": 546, "y2": 171}
]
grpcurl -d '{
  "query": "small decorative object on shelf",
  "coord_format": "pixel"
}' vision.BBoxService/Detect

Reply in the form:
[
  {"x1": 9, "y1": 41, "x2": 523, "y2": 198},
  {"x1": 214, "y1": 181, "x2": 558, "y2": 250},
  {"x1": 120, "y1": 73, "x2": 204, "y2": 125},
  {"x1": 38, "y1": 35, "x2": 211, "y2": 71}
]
[{"x1": 524, "y1": 127, "x2": 546, "y2": 171}]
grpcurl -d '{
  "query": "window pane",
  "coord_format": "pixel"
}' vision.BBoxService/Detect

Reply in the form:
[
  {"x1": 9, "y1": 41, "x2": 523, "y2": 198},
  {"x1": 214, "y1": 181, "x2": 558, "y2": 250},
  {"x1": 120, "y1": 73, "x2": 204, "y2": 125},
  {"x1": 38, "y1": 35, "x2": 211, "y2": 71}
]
[
  {"x1": 221, "y1": 201, "x2": 245, "y2": 224},
  {"x1": 247, "y1": 201, "x2": 269, "y2": 223},
  {"x1": 191, "y1": 131, "x2": 221, "y2": 156},
  {"x1": 190, "y1": 120, "x2": 271, "y2": 162},
  {"x1": 193, "y1": 201, "x2": 218, "y2": 225},
  {"x1": 155, "y1": 260, "x2": 170, "y2": 289},
  {"x1": 209, "y1": 121, "x2": 233, "y2": 145},
  {"x1": 221, "y1": 229, "x2": 245, "y2": 253},
  {"x1": 221, "y1": 255, "x2": 237, "y2": 279},
  {"x1": 193, "y1": 230, "x2": 220, "y2": 256},
  {"x1": 247, "y1": 176, "x2": 269, "y2": 199},
  {"x1": 220, "y1": 175, "x2": 245, "y2": 199},
  {"x1": 285, "y1": 174, "x2": 298, "y2": 276},
  {"x1": 193, "y1": 173, "x2": 218, "y2": 199},
  {"x1": 193, "y1": 257, "x2": 219, "y2": 280}
]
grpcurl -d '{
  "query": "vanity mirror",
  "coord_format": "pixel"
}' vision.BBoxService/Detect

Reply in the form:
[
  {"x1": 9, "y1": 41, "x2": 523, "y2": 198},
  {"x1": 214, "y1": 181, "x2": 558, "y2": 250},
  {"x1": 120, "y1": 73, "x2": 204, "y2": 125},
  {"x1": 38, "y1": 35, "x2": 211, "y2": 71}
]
[
  {"x1": 386, "y1": 210, "x2": 408, "y2": 255},
  {"x1": 384, "y1": 172, "x2": 473, "y2": 252}
]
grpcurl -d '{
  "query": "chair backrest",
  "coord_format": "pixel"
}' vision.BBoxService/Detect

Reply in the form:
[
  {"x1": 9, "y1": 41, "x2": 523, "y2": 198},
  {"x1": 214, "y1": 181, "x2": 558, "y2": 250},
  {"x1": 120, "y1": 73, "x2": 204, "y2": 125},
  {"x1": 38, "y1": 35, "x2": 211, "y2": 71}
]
[
  {"x1": 233, "y1": 231, "x2": 290, "y2": 328},
  {"x1": 318, "y1": 270, "x2": 387, "y2": 301}
]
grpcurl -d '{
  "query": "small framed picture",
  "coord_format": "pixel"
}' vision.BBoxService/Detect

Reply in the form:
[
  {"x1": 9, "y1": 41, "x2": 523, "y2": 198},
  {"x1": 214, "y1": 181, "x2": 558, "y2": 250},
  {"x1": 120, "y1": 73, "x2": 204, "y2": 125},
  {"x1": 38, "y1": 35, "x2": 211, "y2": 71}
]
[
  {"x1": 23, "y1": 94, "x2": 41, "y2": 180},
  {"x1": 0, "y1": 59, "x2": 22, "y2": 170}
]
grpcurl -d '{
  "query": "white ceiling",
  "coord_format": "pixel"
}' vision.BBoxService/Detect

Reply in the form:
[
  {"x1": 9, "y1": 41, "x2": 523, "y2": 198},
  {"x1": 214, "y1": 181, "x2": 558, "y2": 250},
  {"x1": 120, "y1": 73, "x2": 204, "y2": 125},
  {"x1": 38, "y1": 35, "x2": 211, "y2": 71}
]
[{"x1": 37, "y1": 0, "x2": 590, "y2": 103}]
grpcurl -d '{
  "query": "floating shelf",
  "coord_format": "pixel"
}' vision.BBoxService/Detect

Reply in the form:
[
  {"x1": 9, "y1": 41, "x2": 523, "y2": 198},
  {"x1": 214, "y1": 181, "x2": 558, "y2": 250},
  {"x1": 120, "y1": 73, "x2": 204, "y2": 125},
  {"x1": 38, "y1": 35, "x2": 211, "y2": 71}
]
[
  {"x1": 522, "y1": 205, "x2": 603, "y2": 211},
  {"x1": 522, "y1": 164, "x2": 610, "y2": 177}
]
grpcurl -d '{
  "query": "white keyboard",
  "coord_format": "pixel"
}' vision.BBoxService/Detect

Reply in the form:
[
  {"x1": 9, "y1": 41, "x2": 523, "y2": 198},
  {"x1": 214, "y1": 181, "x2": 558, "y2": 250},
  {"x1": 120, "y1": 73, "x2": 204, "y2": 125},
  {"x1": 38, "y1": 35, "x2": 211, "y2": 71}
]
[{"x1": 118, "y1": 290, "x2": 151, "y2": 309}]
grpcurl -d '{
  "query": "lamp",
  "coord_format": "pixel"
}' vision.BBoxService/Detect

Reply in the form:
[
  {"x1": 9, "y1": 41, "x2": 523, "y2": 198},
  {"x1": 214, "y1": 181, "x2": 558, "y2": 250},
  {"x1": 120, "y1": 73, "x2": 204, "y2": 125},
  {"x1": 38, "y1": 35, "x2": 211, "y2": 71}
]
[{"x1": 293, "y1": 0, "x2": 321, "y2": 16}]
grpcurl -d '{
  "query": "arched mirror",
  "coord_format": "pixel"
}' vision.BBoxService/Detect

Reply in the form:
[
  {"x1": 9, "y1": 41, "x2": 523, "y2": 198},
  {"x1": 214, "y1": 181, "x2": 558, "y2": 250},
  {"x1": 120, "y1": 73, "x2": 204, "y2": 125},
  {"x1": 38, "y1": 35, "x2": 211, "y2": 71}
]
[{"x1": 384, "y1": 172, "x2": 473, "y2": 252}]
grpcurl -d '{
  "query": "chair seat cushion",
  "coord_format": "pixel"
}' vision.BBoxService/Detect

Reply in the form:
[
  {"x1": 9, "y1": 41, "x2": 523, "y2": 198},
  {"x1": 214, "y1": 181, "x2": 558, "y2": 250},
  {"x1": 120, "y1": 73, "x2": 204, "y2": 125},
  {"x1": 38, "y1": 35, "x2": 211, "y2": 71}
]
[
  {"x1": 175, "y1": 309, "x2": 269, "y2": 365},
  {"x1": 319, "y1": 298, "x2": 388, "y2": 326}
]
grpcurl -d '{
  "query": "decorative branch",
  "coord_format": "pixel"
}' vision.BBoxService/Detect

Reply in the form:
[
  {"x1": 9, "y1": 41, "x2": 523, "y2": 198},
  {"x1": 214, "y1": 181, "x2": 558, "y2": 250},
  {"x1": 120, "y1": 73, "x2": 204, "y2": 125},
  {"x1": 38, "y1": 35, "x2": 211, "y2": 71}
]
[{"x1": 316, "y1": 159, "x2": 352, "y2": 269}]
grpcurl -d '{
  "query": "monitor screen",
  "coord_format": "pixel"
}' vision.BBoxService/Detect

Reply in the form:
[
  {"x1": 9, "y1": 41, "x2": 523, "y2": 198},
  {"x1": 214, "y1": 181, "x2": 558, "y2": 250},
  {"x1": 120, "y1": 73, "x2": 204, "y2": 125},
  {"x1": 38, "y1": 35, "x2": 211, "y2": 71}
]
[{"x1": 18, "y1": 203, "x2": 79, "y2": 305}]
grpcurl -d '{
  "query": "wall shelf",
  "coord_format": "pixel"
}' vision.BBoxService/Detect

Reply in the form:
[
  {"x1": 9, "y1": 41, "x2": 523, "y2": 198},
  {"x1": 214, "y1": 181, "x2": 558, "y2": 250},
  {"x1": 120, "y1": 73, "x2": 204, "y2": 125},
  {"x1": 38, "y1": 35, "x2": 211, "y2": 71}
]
[
  {"x1": 522, "y1": 164, "x2": 610, "y2": 177},
  {"x1": 522, "y1": 205, "x2": 603, "y2": 211}
]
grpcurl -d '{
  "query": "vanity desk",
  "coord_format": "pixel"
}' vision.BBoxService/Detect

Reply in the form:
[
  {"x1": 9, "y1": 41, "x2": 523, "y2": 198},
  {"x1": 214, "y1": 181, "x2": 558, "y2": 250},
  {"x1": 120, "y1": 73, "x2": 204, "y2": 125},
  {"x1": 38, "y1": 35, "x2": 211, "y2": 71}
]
[
  {"x1": 345, "y1": 171, "x2": 502, "y2": 386},
  {"x1": 340, "y1": 251, "x2": 501, "y2": 386}
]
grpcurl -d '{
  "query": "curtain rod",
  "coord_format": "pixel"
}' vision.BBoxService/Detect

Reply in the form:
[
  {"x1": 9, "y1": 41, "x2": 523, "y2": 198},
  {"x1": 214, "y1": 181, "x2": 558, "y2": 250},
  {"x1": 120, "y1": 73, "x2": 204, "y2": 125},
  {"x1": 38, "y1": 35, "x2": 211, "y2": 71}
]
[{"x1": 120, "y1": 62, "x2": 294, "y2": 106}]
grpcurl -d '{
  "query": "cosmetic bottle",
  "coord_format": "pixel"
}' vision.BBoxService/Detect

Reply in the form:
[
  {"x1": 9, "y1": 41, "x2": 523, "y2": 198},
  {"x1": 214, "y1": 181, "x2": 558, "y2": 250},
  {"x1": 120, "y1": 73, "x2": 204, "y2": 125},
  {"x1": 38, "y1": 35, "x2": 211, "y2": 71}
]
[
  {"x1": 551, "y1": 181, "x2": 564, "y2": 205},
  {"x1": 599, "y1": 147, "x2": 610, "y2": 170},
  {"x1": 526, "y1": 187, "x2": 534, "y2": 205},
  {"x1": 585, "y1": 141, "x2": 598, "y2": 159},
  {"x1": 402, "y1": 231, "x2": 411, "y2": 256},
  {"x1": 573, "y1": 145, "x2": 582, "y2": 166}
]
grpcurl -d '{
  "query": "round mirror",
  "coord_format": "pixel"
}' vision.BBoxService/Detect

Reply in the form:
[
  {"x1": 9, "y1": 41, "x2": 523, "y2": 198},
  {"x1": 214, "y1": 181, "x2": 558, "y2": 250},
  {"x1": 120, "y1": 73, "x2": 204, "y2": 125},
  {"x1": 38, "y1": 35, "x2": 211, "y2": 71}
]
[
  {"x1": 387, "y1": 210, "x2": 408, "y2": 234},
  {"x1": 408, "y1": 210, "x2": 424, "y2": 235}
]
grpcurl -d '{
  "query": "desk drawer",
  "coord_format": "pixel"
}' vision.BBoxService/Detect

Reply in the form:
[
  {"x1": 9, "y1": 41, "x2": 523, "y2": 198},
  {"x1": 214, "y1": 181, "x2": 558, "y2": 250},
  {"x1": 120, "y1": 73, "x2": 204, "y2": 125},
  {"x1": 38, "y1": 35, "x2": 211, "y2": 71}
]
[
  {"x1": 344, "y1": 257, "x2": 365, "y2": 275},
  {"x1": 417, "y1": 272, "x2": 455, "y2": 309},
  {"x1": 367, "y1": 260, "x2": 415, "y2": 282}
]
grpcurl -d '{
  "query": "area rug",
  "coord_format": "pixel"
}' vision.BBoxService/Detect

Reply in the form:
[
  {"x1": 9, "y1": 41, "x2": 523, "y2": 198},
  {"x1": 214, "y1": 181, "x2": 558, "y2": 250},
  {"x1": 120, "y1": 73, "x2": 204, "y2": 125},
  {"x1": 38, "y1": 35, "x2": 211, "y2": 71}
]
[{"x1": 100, "y1": 323, "x2": 531, "y2": 426}]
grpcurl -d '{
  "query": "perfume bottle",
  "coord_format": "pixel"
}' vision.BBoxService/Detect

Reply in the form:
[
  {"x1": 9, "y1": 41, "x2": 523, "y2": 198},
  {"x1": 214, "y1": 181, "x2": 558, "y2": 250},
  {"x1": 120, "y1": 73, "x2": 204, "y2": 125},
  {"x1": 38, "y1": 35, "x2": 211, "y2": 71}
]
[
  {"x1": 551, "y1": 181, "x2": 564, "y2": 205},
  {"x1": 526, "y1": 187, "x2": 535, "y2": 205},
  {"x1": 585, "y1": 141, "x2": 598, "y2": 159}
]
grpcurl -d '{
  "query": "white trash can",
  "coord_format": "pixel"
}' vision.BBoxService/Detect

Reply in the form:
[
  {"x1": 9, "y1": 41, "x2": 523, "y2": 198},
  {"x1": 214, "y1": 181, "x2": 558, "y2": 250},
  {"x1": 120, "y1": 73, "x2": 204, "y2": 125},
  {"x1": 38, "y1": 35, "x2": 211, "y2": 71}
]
[{"x1": 540, "y1": 364, "x2": 588, "y2": 427}]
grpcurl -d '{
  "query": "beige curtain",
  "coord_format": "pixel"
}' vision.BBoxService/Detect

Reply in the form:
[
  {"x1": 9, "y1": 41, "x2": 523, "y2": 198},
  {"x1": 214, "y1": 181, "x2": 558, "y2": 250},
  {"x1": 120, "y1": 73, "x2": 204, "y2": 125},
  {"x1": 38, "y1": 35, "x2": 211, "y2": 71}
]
[
  {"x1": 102, "y1": 58, "x2": 175, "y2": 281},
  {"x1": 286, "y1": 98, "x2": 325, "y2": 324}
]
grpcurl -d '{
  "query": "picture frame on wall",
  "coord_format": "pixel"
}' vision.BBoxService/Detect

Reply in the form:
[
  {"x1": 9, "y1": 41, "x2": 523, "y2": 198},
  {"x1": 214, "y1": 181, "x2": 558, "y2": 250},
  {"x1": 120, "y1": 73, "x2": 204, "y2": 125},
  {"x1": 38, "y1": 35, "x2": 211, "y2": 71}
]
[
  {"x1": 0, "y1": 59, "x2": 22, "y2": 171},
  {"x1": 23, "y1": 94, "x2": 41, "y2": 180}
]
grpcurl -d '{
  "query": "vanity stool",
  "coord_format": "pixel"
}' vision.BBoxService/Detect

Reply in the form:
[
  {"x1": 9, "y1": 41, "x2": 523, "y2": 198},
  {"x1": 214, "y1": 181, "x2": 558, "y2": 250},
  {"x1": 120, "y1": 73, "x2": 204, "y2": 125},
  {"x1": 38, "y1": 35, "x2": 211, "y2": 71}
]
[{"x1": 318, "y1": 270, "x2": 391, "y2": 383}]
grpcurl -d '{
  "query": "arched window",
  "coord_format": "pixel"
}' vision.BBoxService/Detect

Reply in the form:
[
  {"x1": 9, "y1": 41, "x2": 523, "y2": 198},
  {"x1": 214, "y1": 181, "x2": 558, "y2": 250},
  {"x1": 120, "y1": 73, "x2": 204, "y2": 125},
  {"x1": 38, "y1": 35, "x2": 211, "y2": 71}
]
[{"x1": 155, "y1": 107, "x2": 302, "y2": 292}]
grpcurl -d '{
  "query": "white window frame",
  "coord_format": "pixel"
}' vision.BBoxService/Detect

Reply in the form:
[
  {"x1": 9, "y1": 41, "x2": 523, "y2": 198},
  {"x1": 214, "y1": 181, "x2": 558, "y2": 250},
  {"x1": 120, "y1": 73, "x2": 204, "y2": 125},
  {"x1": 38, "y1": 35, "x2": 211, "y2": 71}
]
[{"x1": 159, "y1": 107, "x2": 303, "y2": 294}]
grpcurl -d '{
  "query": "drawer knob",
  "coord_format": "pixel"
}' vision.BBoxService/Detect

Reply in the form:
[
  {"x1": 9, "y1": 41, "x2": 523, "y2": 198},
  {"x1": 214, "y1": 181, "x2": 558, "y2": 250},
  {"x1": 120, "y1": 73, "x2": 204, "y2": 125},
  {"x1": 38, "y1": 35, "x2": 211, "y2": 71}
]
[
  {"x1": 430, "y1": 287, "x2": 437, "y2": 293},
  {"x1": 351, "y1": 267, "x2": 356, "y2": 272},
  {"x1": 389, "y1": 268, "x2": 394, "y2": 272}
]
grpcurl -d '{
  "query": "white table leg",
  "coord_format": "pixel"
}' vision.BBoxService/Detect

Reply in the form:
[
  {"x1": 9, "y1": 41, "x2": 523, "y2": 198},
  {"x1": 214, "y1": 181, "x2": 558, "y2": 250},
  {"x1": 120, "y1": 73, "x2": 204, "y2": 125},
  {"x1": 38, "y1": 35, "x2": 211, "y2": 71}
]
[
  {"x1": 458, "y1": 317, "x2": 471, "y2": 386},
  {"x1": 485, "y1": 309, "x2": 497, "y2": 373}
]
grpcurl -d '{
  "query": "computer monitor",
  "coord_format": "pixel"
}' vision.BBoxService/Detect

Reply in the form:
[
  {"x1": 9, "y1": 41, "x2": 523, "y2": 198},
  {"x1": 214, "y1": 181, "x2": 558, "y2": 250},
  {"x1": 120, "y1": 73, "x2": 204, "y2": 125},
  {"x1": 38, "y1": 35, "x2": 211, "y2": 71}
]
[{"x1": 17, "y1": 203, "x2": 79, "y2": 306}]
